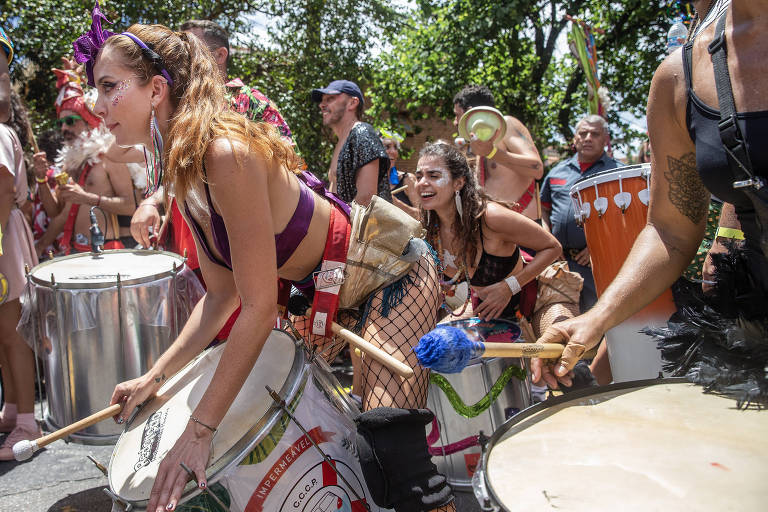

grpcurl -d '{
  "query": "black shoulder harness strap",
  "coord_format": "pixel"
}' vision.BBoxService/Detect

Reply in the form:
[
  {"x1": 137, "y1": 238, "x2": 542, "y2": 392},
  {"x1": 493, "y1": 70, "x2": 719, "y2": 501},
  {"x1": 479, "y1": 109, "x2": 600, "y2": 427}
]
[{"x1": 707, "y1": 10, "x2": 761, "y2": 189}]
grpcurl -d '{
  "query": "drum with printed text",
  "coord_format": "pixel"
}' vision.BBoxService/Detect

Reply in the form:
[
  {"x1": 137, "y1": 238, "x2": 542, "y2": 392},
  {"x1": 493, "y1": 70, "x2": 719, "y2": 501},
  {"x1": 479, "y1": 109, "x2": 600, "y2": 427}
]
[{"x1": 108, "y1": 328, "x2": 387, "y2": 512}]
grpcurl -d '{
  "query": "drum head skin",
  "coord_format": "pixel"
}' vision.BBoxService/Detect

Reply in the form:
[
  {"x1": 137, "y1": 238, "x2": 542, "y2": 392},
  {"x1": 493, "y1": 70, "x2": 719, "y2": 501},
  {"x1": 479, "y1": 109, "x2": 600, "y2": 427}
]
[
  {"x1": 29, "y1": 250, "x2": 186, "y2": 288},
  {"x1": 109, "y1": 330, "x2": 301, "y2": 505},
  {"x1": 486, "y1": 382, "x2": 768, "y2": 510}
]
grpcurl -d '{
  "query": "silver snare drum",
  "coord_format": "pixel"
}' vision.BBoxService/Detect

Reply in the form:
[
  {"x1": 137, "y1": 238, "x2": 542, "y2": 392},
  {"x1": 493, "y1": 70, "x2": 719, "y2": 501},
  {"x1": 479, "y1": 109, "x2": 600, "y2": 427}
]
[
  {"x1": 427, "y1": 318, "x2": 531, "y2": 490},
  {"x1": 24, "y1": 250, "x2": 203, "y2": 444}
]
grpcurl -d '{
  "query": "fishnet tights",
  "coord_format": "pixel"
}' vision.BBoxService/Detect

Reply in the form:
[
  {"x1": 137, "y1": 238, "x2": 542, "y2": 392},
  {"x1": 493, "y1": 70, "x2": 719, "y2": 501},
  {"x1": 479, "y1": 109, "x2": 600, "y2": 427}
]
[
  {"x1": 292, "y1": 256, "x2": 457, "y2": 512},
  {"x1": 292, "y1": 255, "x2": 440, "y2": 410}
]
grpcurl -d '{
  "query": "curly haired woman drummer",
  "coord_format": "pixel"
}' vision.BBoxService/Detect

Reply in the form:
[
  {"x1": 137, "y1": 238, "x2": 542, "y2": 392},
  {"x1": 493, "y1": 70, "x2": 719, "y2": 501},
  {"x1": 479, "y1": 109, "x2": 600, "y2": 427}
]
[
  {"x1": 417, "y1": 143, "x2": 561, "y2": 318},
  {"x1": 76, "y1": 5, "x2": 453, "y2": 511}
]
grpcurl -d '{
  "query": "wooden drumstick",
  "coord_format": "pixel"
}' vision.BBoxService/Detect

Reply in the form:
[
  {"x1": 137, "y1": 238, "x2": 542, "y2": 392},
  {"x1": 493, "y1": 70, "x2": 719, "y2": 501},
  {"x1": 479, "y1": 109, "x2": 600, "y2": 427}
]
[
  {"x1": 304, "y1": 307, "x2": 414, "y2": 379},
  {"x1": 481, "y1": 342, "x2": 563, "y2": 358},
  {"x1": 391, "y1": 184, "x2": 408, "y2": 195},
  {"x1": 415, "y1": 326, "x2": 565, "y2": 373},
  {"x1": 12, "y1": 403, "x2": 123, "y2": 461}
]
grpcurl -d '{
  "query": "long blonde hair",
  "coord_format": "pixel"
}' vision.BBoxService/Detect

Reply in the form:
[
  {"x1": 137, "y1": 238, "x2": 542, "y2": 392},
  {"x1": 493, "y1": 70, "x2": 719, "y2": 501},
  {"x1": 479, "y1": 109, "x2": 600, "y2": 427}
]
[{"x1": 101, "y1": 24, "x2": 302, "y2": 203}]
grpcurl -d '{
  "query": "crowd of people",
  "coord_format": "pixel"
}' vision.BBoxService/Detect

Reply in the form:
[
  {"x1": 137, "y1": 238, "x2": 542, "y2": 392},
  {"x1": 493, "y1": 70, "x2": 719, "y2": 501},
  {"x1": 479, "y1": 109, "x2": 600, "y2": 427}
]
[{"x1": 0, "y1": 0, "x2": 766, "y2": 511}]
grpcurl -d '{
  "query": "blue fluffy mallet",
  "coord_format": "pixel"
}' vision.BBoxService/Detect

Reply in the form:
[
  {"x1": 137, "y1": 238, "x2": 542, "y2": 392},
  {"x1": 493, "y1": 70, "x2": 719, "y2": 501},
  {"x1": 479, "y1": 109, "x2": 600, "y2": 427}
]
[
  {"x1": 414, "y1": 326, "x2": 485, "y2": 374},
  {"x1": 414, "y1": 325, "x2": 564, "y2": 374}
]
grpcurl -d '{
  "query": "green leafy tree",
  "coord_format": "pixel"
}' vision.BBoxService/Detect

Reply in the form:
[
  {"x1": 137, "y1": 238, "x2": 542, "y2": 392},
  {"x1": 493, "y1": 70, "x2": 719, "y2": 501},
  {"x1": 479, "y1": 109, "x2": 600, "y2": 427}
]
[
  {"x1": 1, "y1": 0, "x2": 255, "y2": 129},
  {"x1": 368, "y1": 0, "x2": 670, "y2": 155}
]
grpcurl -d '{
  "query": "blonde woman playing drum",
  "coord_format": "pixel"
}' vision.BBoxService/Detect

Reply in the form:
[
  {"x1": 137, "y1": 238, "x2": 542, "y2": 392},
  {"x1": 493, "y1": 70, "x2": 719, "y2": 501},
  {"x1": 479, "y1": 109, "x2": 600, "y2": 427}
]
[{"x1": 76, "y1": 7, "x2": 453, "y2": 512}]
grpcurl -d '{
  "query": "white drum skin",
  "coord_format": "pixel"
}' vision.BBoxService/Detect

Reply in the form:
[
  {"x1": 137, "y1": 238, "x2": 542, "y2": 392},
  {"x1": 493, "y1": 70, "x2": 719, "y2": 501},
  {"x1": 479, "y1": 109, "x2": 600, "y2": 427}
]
[{"x1": 482, "y1": 380, "x2": 768, "y2": 511}]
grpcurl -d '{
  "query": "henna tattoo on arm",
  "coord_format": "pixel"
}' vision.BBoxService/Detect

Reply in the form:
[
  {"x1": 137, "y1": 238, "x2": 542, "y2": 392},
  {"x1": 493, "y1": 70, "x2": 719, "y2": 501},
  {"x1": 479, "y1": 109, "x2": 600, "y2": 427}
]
[
  {"x1": 664, "y1": 152, "x2": 709, "y2": 224},
  {"x1": 154, "y1": 373, "x2": 166, "y2": 383}
]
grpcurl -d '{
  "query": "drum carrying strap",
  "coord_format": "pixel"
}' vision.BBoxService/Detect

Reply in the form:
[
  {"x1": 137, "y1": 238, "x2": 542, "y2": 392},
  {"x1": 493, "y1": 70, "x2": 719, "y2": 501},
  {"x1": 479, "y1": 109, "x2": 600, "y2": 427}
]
[
  {"x1": 707, "y1": 11, "x2": 768, "y2": 258},
  {"x1": 310, "y1": 206, "x2": 351, "y2": 337}
]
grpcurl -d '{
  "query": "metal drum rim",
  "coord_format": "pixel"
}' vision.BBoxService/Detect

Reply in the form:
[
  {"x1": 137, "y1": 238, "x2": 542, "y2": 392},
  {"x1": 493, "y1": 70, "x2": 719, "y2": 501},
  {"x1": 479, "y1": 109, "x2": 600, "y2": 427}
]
[
  {"x1": 108, "y1": 328, "x2": 308, "y2": 508},
  {"x1": 569, "y1": 163, "x2": 651, "y2": 197},
  {"x1": 480, "y1": 376, "x2": 688, "y2": 511},
  {"x1": 28, "y1": 249, "x2": 187, "y2": 289}
]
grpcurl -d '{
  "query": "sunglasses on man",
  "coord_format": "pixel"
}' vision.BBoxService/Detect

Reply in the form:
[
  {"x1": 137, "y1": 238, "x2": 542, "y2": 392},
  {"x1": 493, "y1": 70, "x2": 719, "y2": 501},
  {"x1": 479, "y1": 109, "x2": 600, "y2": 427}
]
[{"x1": 56, "y1": 114, "x2": 83, "y2": 127}]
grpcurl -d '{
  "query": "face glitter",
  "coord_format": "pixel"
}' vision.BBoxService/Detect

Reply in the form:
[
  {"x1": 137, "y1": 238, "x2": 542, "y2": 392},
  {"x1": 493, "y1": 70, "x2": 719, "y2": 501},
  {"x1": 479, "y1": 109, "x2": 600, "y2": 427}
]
[
  {"x1": 434, "y1": 169, "x2": 451, "y2": 187},
  {"x1": 111, "y1": 79, "x2": 131, "y2": 106}
]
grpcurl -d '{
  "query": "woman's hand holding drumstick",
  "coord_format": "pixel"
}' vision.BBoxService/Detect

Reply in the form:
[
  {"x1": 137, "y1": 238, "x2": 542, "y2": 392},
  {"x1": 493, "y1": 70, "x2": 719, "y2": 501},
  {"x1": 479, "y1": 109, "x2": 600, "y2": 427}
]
[
  {"x1": 287, "y1": 295, "x2": 414, "y2": 379},
  {"x1": 12, "y1": 403, "x2": 124, "y2": 461}
]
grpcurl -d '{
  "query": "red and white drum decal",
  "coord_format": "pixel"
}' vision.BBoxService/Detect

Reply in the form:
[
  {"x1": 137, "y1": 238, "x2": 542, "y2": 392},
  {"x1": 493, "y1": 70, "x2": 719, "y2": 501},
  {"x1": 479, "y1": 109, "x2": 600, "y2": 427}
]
[{"x1": 279, "y1": 460, "x2": 369, "y2": 512}]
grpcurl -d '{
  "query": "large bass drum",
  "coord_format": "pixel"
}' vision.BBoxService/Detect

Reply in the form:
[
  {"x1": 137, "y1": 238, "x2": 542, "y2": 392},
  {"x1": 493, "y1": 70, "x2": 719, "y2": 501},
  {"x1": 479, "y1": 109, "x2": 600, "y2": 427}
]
[
  {"x1": 21, "y1": 250, "x2": 203, "y2": 443},
  {"x1": 474, "y1": 378, "x2": 768, "y2": 511}
]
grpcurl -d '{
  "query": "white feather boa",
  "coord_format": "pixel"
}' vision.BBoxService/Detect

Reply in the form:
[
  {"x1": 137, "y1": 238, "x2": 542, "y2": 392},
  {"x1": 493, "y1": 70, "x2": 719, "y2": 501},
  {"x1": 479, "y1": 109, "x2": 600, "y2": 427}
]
[{"x1": 55, "y1": 125, "x2": 115, "y2": 177}]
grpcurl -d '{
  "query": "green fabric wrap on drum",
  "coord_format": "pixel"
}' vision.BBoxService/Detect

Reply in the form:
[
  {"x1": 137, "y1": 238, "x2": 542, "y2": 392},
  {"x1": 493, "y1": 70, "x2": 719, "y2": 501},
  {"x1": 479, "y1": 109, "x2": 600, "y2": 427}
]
[{"x1": 429, "y1": 365, "x2": 527, "y2": 418}]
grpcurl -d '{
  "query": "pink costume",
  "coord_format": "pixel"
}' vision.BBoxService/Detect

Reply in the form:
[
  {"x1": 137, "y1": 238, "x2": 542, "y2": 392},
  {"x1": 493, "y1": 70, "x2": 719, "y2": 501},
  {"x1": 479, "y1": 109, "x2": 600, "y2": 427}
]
[{"x1": 0, "y1": 124, "x2": 38, "y2": 303}]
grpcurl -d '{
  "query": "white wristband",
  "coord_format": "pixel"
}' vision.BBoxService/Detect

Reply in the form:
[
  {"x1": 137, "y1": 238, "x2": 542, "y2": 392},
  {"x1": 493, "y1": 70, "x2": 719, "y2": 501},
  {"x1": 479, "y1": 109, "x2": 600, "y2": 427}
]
[{"x1": 504, "y1": 275, "x2": 521, "y2": 295}]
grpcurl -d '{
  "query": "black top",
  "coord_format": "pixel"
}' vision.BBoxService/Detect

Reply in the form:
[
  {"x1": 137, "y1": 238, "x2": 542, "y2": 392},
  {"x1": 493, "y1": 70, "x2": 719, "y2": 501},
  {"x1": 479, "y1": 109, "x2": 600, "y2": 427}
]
[
  {"x1": 469, "y1": 223, "x2": 521, "y2": 320},
  {"x1": 683, "y1": 45, "x2": 768, "y2": 248},
  {"x1": 335, "y1": 122, "x2": 391, "y2": 204}
]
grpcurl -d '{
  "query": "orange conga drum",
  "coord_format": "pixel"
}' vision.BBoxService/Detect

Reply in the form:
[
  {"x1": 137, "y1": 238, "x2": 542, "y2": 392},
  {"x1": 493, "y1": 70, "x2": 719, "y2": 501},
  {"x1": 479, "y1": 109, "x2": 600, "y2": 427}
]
[{"x1": 570, "y1": 164, "x2": 676, "y2": 381}]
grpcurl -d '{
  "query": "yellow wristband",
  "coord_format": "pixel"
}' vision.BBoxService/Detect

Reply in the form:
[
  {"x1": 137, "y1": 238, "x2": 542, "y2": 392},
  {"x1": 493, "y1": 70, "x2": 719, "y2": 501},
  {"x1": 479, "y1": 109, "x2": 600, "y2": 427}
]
[
  {"x1": 486, "y1": 146, "x2": 498, "y2": 159},
  {"x1": 35, "y1": 176, "x2": 47, "y2": 183},
  {"x1": 716, "y1": 227, "x2": 745, "y2": 240}
]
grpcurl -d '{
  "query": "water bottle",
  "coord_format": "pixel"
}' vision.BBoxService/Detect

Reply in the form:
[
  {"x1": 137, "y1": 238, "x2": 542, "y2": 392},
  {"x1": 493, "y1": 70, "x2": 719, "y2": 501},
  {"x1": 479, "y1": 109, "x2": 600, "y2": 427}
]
[{"x1": 666, "y1": 16, "x2": 688, "y2": 53}]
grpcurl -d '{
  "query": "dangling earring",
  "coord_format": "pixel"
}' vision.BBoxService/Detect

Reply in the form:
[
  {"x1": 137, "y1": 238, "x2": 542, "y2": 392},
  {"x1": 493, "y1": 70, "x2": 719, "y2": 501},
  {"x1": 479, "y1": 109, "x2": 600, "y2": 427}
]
[
  {"x1": 144, "y1": 104, "x2": 164, "y2": 197},
  {"x1": 426, "y1": 209, "x2": 431, "y2": 226},
  {"x1": 455, "y1": 190, "x2": 463, "y2": 220}
]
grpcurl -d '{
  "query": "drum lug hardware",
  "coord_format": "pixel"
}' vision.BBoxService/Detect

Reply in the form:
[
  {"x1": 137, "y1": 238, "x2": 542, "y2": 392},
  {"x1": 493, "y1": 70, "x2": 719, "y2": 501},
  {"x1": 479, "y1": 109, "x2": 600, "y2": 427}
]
[
  {"x1": 266, "y1": 385, "x2": 371, "y2": 511},
  {"x1": 87, "y1": 454, "x2": 108, "y2": 477},
  {"x1": 179, "y1": 462, "x2": 230, "y2": 511},
  {"x1": 103, "y1": 488, "x2": 132, "y2": 511}
]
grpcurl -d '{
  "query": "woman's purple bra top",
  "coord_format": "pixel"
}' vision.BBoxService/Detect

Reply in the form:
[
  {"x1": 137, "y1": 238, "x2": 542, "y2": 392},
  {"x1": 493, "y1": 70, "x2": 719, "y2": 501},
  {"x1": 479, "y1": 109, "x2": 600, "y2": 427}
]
[{"x1": 184, "y1": 167, "x2": 350, "y2": 271}]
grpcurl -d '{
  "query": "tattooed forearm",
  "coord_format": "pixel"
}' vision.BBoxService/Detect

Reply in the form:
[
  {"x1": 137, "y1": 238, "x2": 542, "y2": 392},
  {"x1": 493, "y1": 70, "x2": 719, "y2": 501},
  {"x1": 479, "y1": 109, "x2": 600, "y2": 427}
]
[{"x1": 664, "y1": 152, "x2": 709, "y2": 224}]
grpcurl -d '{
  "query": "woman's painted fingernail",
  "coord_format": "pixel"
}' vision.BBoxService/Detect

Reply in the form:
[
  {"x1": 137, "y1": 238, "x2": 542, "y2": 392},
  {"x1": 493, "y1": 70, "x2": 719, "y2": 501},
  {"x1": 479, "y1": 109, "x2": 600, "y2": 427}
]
[
  {"x1": 199, "y1": 481, "x2": 206, "y2": 489},
  {"x1": 166, "y1": 501, "x2": 175, "y2": 510},
  {"x1": 117, "y1": 417, "x2": 124, "y2": 424}
]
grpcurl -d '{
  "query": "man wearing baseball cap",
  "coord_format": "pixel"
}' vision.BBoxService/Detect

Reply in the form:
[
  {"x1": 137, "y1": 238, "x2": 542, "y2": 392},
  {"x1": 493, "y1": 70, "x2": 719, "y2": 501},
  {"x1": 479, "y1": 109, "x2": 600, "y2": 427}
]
[{"x1": 312, "y1": 79, "x2": 391, "y2": 205}]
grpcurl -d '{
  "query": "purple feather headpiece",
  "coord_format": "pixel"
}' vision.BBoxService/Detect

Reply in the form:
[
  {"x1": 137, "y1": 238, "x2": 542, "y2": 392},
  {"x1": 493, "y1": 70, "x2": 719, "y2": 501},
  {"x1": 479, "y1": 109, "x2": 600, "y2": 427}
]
[
  {"x1": 73, "y1": 2, "x2": 115, "y2": 87},
  {"x1": 73, "y1": 2, "x2": 174, "y2": 87}
]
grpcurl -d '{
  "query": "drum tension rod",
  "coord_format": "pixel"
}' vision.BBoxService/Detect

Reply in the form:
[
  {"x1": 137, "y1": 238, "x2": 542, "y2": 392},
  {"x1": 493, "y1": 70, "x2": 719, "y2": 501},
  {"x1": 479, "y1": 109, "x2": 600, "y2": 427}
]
[
  {"x1": 179, "y1": 462, "x2": 230, "y2": 511},
  {"x1": 87, "y1": 454, "x2": 108, "y2": 477},
  {"x1": 265, "y1": 385, "x2": 371, "y2": 511},
  {"x1": 102, "y1": 488, "x2": 132, "y2": 511}
]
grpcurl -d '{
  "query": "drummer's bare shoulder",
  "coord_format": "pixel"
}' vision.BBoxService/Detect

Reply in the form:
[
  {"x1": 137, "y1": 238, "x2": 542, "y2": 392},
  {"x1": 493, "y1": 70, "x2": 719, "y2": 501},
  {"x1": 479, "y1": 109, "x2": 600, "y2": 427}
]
[
  {"x1": 647, "y1": 51, "x2": 709, "y2": 231},
  {"x1": 501, "y1": 115, "x2": 543, "y2": 175}
]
